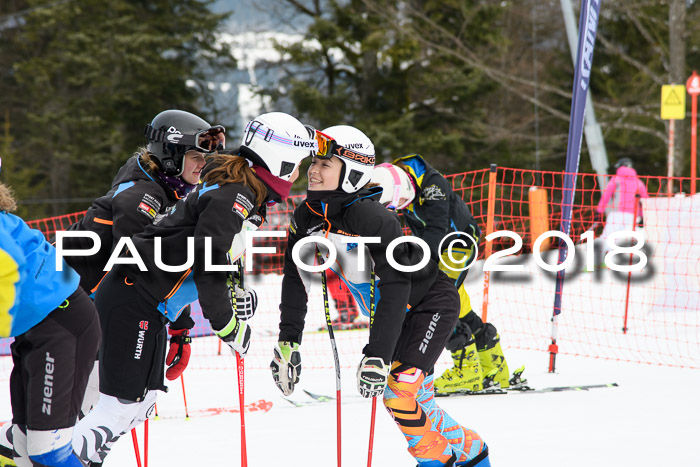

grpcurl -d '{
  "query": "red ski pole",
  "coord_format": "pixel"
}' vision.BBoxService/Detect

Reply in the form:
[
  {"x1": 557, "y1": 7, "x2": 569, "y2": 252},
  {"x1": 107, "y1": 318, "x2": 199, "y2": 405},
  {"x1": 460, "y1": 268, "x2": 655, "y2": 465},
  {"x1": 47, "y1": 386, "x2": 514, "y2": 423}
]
[
  {"x1": 236, "y1": 352, "x2": 247, "y2": 467},
  {"x1": 233, "y1": 257, "x2": 248, "y2": 467},
  {"x1": 320, "y1": 265, "x2": 342, "y2": 467},
  {"x1": 366, "y1": 398, "x2": 378, "y2": 467},
  {"x1": 130, "y1": 428, "x2": 142, "y2": 467},
  {"x1": 180, "y1": 374, "x2": 190, "y2": 420},
  {"x1": 366, "y1": 270, "x2": 377, "y2": 467},
  {"x1": 143, "y1": 419, "x2": 149, "y2": 467}
]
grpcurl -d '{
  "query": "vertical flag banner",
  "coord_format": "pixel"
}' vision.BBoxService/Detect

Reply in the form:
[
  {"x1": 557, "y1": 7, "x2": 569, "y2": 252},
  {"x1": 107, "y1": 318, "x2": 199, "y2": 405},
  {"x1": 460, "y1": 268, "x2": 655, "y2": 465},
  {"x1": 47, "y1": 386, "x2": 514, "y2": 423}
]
[{"x1": 549, "y1": 0, "x2": 602, "y2": 372}]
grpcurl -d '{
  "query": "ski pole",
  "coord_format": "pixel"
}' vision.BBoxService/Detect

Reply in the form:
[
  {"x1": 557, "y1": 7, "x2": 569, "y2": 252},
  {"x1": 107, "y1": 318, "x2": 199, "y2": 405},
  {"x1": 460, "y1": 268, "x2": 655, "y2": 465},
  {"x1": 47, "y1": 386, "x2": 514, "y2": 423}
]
[
  {"x1": 236, "y1": 351, "x2": 247, "y2": 466},
  {"x1": 180, "y1": 374, "x2": 190, "y2": 420},
  {"x1": 320, "y1": 260, "x2": 342, "y2": 467},
  {"x1": 367, "y1": 399, "x2": 377, "y2": 467},
  {"x1": 144, "y1": 419, "x2": 148, "y2": 467},
  {"x1": 366, "y1": 269, "x2": 377, "y2": 467},
  {"x1": 130, "y1": 428, "x2": 142, "y2": 467},
  {"x1": 233, "y1": 257, "x2": 248, "y2": 467}
]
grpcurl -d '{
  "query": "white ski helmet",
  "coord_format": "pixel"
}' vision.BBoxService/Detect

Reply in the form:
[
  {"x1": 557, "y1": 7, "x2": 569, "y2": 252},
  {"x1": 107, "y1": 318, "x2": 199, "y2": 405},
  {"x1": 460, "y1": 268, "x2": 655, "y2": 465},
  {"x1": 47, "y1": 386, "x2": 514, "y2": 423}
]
[
  {"x1": 371, "y1": 163, "x2": 416, "y2": 210},
  {"x1": 240, "y1": 112, "x2": 316, "y2": 181},
  {"x1": 316, "y1": 125, "x2": 375, "y2": 193}
]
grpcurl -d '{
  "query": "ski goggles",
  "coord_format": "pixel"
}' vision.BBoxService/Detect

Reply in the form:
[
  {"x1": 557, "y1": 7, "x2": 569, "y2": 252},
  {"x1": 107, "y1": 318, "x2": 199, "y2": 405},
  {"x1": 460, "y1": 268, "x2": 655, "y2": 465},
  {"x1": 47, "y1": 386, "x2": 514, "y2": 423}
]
[
  {"x1": 313, "y1": 130, "x2": 375, "y2": 166},
  {"x1": 145, "y1": 125, "x2": 226, "y2": 153}
]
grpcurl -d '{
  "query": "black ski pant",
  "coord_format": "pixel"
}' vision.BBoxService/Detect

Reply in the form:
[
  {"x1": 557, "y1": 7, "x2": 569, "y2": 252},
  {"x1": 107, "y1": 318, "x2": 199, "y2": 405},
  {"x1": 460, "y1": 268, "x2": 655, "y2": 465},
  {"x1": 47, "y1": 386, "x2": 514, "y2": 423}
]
[{"x1": 10, "y1": 287, "x2": 100, "y2": 430}]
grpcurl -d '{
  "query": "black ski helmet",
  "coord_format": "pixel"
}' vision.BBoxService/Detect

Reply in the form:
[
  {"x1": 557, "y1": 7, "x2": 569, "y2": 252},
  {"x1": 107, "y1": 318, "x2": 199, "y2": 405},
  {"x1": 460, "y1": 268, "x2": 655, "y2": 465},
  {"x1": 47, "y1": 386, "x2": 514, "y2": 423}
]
[
  {"x1": 145, "y1": 110, "x2": 224, "y2": 176},
  {"x1": 614, "y1": 157, "x2": 633, "y2": 170}
]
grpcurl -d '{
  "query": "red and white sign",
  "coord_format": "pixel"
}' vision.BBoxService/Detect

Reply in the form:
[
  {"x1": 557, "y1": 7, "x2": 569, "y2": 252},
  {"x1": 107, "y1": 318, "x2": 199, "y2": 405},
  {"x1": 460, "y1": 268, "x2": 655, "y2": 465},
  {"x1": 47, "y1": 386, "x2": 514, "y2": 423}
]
[{"x1": 687, "y1": 71, "x2": 700, "y2": 96}]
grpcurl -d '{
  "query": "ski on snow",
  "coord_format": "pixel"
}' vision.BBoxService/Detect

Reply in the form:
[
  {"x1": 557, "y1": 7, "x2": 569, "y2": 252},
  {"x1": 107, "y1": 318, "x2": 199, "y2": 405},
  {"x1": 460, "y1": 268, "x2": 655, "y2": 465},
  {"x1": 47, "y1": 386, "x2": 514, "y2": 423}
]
[
  {"x1": 435, "y1": 382, "x2": 619, "y2": 397},
  {"x1": 282, "y1": 389, "x2": 334, "y2": 407}
]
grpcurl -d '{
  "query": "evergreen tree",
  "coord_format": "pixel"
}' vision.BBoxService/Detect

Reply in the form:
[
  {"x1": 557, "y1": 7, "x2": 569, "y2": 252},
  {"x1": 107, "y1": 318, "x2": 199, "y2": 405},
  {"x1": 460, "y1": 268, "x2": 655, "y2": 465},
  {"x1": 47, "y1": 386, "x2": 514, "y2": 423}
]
[{"x1": 0, "y1": 0, "x2": 233, "y2": 218}]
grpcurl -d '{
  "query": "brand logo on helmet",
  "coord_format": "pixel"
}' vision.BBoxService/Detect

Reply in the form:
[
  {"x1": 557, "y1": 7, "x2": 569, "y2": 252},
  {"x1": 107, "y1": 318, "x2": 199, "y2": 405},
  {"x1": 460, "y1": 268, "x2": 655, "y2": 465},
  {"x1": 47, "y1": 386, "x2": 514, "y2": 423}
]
[
  {"x1": 345, "y1": 143, "x2": 365, "y2": 150},
  {"x1": 166, "y1": 133, "x2": 183, "y2": 143},
  {"x1": 334, "y1": 147, "x2": 375, "y2": 165},
  {"x1": 294, "y1": 140, "x2": 316, "y2": 148}
]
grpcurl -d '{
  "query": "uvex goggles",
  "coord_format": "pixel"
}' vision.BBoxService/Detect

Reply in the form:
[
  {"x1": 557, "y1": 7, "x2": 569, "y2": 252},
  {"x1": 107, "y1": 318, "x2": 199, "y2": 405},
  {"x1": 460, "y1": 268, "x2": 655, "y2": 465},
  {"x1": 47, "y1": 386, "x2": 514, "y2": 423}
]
[
  {"x1": 145, "y1": 125, "x2": 226, "y2": 153},
  {"x1": 314, "y1": 130, "x2": 375, "y2": 166}
]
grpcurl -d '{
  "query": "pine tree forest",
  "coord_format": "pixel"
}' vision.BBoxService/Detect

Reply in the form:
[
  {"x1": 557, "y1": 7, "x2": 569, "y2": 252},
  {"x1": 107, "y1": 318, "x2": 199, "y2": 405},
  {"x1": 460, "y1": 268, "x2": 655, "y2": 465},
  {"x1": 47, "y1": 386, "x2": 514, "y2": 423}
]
[{"x1": 1, "y1": 0, "x2": 698, "y2": 219}]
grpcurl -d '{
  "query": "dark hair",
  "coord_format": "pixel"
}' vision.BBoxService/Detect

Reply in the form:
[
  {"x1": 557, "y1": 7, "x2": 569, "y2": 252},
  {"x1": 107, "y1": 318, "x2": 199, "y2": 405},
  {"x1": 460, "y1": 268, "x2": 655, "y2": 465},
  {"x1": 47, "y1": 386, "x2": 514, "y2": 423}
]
[
  {"x1": 202, "y1": 154, "x2": 267, "y2": 205},
  {"x1": 614, "y1": 157, "x2": 633, "y2": 170}
]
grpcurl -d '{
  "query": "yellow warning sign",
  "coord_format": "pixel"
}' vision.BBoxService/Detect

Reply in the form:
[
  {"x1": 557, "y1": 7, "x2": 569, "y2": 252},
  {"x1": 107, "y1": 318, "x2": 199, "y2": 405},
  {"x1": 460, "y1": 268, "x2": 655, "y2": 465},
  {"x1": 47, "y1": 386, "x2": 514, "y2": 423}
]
[{"x1": 661, "y1": 85, "x2": 686, "y2": 120}]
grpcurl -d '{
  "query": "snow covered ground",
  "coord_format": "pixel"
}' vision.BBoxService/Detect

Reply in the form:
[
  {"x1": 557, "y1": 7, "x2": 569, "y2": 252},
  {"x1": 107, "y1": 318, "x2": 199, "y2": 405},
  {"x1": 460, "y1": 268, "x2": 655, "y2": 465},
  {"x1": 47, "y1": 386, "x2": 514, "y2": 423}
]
[{"x1": 1, "y1": 336, "x2": 697, "y2": 466}]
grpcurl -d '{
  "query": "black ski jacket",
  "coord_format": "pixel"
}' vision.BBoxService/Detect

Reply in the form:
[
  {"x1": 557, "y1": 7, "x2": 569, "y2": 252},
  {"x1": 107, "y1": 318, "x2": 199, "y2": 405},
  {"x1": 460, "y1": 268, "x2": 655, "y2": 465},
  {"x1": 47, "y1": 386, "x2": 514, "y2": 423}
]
[
  {"x1": 63, "y1": 155, "x2": 184, "y2": 294},
  {"x1": 278, "y1": 187, "x2": 439, "y2": 364},
  {"x1": 112, "y1": 159, "x2": 266, "y2": 332},
  {"x1": 394, "y1": 154, "x2": 480, "y2": 260}
]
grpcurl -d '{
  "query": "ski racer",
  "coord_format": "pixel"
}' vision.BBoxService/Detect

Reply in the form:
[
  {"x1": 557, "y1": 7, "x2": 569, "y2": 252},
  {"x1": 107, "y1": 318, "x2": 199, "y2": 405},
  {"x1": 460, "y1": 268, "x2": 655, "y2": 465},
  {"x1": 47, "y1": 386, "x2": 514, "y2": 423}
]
[
  {"x1": 595, "y1": 157, "x2": 649, "y2": 255},
  {"x1": 0, "y1": 159, "x2": 101, "y2": 466},
  {"x1": 370, "y1": 156, "x2": 512, "y2": 394},
  {"x1": 72, "y1": 112, "x2": 314, "y2": 465},
  {"x1": 270, "y1": 126, "x2": 490, "y2": 467}
]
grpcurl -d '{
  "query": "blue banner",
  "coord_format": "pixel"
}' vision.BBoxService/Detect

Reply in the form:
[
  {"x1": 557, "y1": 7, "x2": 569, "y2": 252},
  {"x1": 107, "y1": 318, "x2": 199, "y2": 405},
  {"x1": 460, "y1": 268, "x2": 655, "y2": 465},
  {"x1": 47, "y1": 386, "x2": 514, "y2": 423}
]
[{"x1": 553, "y1": 0, "x2": 602, "y2": 316}]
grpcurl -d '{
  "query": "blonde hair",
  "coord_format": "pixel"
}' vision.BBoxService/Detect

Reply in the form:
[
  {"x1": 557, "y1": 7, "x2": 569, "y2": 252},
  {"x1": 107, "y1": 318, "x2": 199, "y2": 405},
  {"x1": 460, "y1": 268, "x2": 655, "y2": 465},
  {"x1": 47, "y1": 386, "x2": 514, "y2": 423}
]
[
  {"x1": 0, "y1": 183, "x2": 17, "y2": 212},
  {"x1": 202, "y1": 154, "x2": 267, "y2": 205}
]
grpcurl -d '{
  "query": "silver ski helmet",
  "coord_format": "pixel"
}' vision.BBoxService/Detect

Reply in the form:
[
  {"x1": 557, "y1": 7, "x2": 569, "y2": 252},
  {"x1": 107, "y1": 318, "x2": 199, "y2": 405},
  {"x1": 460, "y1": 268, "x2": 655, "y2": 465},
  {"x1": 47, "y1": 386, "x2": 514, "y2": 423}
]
[
  {"x1": 145, "y1": 110, "x2": 225, "y2": 176},
  {"x1": 239, "y1": 112, "x2": 316, "y2": 181},
  {"x1": 315, "y1": 125, "x2": 375, "y2": 193}
]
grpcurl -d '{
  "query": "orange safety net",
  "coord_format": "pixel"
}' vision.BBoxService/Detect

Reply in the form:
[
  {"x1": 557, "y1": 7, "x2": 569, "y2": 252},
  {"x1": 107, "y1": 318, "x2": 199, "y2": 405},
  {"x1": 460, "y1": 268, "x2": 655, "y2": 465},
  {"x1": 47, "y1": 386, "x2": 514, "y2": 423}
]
[{"x1": 4, "y1": 167, "x2": 696, "y2": 373}]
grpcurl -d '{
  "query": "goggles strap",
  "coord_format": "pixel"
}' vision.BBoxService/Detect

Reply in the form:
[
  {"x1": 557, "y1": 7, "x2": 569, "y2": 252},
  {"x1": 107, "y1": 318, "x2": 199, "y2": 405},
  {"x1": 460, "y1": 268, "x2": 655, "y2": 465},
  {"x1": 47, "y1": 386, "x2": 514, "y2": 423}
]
[
  {"x1": 378, "y1": 163, "x2": 404, "y2": 209},
  {"x1": 245, "y1": 120, "x2": 318, "y2": 151}
]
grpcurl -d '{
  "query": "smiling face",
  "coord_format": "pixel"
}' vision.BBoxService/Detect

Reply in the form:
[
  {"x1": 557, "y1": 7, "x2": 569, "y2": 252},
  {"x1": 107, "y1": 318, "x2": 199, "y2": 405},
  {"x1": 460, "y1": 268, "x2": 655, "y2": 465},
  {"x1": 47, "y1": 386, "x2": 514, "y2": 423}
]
[
  {"x1": 180, "y1": 150, "x2": 207, "y2": 184},
  {"x1": 307, "y1": 156, "x2": 343, "y2": 191}
]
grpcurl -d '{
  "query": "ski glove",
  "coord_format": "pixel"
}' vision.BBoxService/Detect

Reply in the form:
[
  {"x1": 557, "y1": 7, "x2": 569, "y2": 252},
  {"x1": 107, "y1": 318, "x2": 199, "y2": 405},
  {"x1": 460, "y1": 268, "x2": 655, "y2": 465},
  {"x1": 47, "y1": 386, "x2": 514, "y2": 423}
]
[
  {"x1": 270, "y1": 341, "x2": 301, "y2": 396},
  {"x1": 227, "y1": 277, "x2": 258, "y2": 321},
  {"x1": 357, "y1": 356, "x2": 389, "y2": 398},
  {"x1": 165, "y1": 328, "x2": 192, "y2": 380},
  {"x1": 216, "y1": 315, "x2": 252, "y2": 357}
]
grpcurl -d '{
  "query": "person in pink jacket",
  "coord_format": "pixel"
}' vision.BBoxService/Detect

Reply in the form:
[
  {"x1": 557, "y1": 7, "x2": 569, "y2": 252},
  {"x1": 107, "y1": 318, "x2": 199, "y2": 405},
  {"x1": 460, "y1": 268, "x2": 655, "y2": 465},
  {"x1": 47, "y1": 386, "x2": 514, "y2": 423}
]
[{"x1": 596, "y1": 158, "x2": 649, "y2": 252}]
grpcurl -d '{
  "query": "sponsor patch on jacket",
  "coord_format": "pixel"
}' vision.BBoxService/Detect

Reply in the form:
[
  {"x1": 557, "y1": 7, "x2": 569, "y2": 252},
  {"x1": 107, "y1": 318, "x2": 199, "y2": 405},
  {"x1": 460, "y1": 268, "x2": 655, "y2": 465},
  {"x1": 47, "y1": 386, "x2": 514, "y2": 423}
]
[
  {"x1": 137, "y1": 193, "x2": 161, "y2": 219},
  {"x1": 233, "y1": 202, "x2": 249, "y2": 219},
  {"x1": 422, "y1": 184, "x2": 446, "y2": 201},
  {"x1": 235, "y1": 193, "x2": 254, "y2": 212}
]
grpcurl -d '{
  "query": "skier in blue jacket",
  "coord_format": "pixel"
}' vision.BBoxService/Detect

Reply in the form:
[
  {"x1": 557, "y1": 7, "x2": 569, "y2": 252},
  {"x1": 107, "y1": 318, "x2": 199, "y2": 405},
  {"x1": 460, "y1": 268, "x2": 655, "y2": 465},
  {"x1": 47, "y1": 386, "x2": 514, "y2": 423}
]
[{"x1": 0, "y1": 159, "x2": 100, "y2": 466}]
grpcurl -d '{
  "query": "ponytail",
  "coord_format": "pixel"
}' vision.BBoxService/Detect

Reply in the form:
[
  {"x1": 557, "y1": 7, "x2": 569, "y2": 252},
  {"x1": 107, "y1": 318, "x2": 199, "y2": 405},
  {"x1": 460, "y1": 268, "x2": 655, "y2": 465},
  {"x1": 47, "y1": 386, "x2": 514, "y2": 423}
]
[
  {"x1": 0, "y1": 183, "x2": 17, "y2": 212},
  {"x1": 137, "y1": 149, "x2": 161, "y2": 175},
  {"x1": 202, "y1": 154, "x2": 267, "y2": 205}
]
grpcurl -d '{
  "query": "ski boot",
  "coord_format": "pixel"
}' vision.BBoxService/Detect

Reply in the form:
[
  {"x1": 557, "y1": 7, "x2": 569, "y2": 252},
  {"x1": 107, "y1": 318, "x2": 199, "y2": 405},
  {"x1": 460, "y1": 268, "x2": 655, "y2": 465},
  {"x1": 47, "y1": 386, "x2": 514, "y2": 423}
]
[
  {"x1": 0, "y1": 452, "x2": 15, "y2": 467},
  {"x1": 477, "y1": 334, "x2": 509, "y2": 388},
  {"x1": 434, "y1": 343, "x2": 484, "y2": 394},
  {"x1": 0, "y1": 424, "x2": 15, "y2": 467}
]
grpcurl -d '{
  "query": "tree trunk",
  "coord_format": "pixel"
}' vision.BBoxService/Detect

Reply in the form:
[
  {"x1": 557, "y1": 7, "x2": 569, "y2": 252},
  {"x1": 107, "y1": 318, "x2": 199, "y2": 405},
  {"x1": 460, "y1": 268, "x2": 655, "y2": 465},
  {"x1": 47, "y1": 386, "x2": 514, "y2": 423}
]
[{"x1": 669, "y1": 0, "x2": 686, "y2": 178}]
